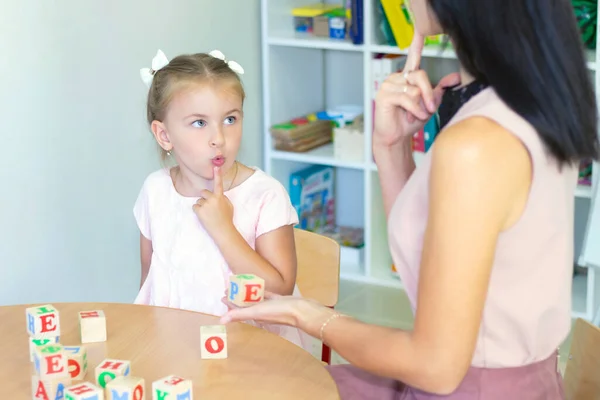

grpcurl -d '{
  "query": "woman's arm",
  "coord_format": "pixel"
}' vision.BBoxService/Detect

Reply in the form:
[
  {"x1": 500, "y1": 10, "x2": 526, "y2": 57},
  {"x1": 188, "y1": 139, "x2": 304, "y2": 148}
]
[
  {"x1": 373, "y1": 140, "x2": 416, "y2": 216},
  {"x1": 140, "y1": 233, "x2": 153, "y2": 288},
  {"x1": 223, "y1": 117, "x2": 532, "y2": 394},
  {"x1": 211, "y1": 225, "x2": 296, "y2": 295}
]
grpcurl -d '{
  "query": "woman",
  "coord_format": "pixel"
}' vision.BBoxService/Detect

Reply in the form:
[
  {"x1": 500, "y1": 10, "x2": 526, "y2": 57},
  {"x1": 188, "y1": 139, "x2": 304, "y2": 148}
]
[{"x1": 221, "y1": 0, "x2": 599, "y2": 398}]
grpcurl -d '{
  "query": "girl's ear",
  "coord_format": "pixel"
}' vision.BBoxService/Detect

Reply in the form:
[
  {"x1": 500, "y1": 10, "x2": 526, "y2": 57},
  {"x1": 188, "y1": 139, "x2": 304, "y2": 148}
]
[{"x1": 150, "y1": 120, "x2": 173, "y2": 152}]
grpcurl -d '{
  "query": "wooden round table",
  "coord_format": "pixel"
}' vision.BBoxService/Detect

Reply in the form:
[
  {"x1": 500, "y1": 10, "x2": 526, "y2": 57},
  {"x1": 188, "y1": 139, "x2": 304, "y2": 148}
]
[{"x1": 0, "y1": 302, "x2": 340, "y2": 399}]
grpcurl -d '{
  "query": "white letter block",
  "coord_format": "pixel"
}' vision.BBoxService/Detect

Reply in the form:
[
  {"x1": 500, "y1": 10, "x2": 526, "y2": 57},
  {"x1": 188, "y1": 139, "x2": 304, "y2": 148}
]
[
  {"x1": 152, "y1": 375, "x2": 193, "y2": 400},
  {"x1": 228, "y1": 274, "x2": 265, "y2": 307},
  {"x1": 33, "y1": 344, "x2": 69, "y2": 380},
  {"x1": 95, "y1": 359, "x2": 131, "y2": 388},
  {"x1": 64, "y1": 345, "x2": 88, "y2": 381},
  {"x1": 106, "y1": 376, "x2": 145, "y2": 400},
  {"x1": 29, "y1": 336, "x2": 60, "y2": 362},
  {"x1": 78, "y1": 310, "x2": 107, "y2": 343},
  {"x1": 32, "y1": 374, "x2": 71, "y2": 400},
  {"x1": 200, "y1": 325, "x2": 227, "y2": 359},
  {"x1": 26, "y1": 304, "x2": 61, "y2": 339},
  {"x1": 64, "y1": 382, "x2": 104, "y2": 400}
]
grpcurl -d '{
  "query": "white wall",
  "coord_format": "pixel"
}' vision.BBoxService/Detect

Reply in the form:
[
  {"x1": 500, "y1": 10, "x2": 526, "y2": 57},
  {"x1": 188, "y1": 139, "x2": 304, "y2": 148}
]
[{"x1": 0, "y1": 1, "x2": 262, "y2": 305}]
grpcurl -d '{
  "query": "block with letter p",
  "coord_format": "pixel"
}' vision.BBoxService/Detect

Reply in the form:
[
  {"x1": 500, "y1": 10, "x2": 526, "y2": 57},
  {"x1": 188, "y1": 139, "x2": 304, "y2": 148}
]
[
  {"x1": 26, "y1": 304, "x2": 61, "y2": 339},
  {"x1": 33, "y1": 343, "x2": 69, "y2": 379},
  {"x1": 95, "y1": 359, "x2": 131, "y2": 388},
  {"x1": 78, "y1": 310, "x2": 107, "y2": 343},
  {"x1": 65, "y1": 382, "x2": 104, "y2": 400},
  {"x1": 228, "y1": 274, "x2": 265, "y2": 307},
  {"x1": 106, "y1": 376, "x2": 145, "y2": 400},
  {"x1": 64, "y1": 345, "x2": 88, "y2": 381},
  {"x1": 152, "y1": 375, "x2": 193, "y2": 400},
  {"x1": 200, "y1": 325, "x2": 227, "y2": 359}
]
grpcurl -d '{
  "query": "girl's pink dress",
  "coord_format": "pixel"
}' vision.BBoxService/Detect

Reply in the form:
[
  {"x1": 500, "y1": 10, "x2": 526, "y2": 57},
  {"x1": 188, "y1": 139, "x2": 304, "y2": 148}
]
[{"x1": 132, "y1": 167, "x2": 311, "y2": 352}]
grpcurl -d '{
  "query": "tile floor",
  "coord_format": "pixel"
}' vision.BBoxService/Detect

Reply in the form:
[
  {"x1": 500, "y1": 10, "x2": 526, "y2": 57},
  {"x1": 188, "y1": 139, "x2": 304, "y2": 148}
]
[{"x1": 308, "y1": 280, "x2": 574, "y2": 374}]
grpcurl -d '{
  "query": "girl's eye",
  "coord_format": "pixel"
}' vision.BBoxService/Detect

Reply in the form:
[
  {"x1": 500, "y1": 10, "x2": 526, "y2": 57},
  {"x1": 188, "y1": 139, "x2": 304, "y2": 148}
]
[
  {"x1": 224, "y1": 116, "x2": 236, "y2": 125},
  {"x1": 192, "y1": 120, "x2": 206, "y2": 128}
]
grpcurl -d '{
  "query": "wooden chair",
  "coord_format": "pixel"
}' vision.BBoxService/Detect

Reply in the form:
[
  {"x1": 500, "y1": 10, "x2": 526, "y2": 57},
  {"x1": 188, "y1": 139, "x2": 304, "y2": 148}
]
[
  {"x1": 293, "y1": 228, "x2": 340, "y2": 364},
  {"x1": 563, "y1": 318, "x2": 600, "y2": 399}
]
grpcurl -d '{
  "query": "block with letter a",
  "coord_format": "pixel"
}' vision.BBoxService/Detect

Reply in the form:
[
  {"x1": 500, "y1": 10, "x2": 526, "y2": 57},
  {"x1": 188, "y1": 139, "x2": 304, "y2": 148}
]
[
  {"x1": 64, "y1": 381, "x2": 104, "y2": 400},
  {"x1": 152, "y1": 375, "x2": 193, "y2": 400},
  {"x1": 26, "y1": 304, "x2": 61, "y2": 339},
  {"x1": 200, "y1": 325, "x2": 227, "y2": 359},
  {"x1": 64, "y1": 345, "x2": 88, "y2": 381},
  {"x1": 31, "y1": 374, "x2": 71, "y2": 400},
  {"x1": 94, "y1": 359, "x2": 131, "y2": 388},
  {"x1": 228, "y1": 274, "x2": 265, "y2": 307},
  {"x1": 106, "y1": 376, "x2": 145, "y2": 400},
  {"x1": 33, "y1": 343, "x2": 70, "y2": 379},
  {"x1": 78, "y1": 310, "x2": 107, "y2": 343}
]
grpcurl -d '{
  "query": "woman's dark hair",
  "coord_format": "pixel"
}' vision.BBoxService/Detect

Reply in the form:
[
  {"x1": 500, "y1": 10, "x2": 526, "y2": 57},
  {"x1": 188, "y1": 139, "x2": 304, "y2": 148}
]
[{"x1": 428, "y1": 0, "x2": 600, "y2": 165}]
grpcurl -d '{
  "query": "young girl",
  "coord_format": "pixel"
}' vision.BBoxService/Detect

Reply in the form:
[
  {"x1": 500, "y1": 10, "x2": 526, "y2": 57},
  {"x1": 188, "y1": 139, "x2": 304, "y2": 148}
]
[{"x1": 133, "y1": 49, "x2": 310, "y2": 351}]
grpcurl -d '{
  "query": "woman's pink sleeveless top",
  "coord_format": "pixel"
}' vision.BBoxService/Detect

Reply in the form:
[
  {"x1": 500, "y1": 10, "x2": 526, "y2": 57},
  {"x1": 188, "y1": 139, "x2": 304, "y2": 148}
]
[{"x1": 388, "y1": 87, "x2": 578, "y2": 368}]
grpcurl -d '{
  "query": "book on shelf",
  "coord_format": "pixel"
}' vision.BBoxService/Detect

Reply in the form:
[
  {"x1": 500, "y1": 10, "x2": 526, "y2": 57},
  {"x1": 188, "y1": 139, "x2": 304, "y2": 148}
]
[{"x1": 289, "y1": 165, "x2": 335, "y2": 233}]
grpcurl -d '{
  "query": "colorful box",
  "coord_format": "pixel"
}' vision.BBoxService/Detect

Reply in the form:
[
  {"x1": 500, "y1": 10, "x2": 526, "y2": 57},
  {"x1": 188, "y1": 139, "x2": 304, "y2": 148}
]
[{"x1": 289, "y1": 165, "x2": 335, "y2": 233}]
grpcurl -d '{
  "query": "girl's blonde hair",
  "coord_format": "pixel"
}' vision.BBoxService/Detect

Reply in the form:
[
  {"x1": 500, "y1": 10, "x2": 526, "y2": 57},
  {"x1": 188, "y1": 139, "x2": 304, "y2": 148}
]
[{"x1": 146, "y1": 53, "x2": 246, "y2": 161}]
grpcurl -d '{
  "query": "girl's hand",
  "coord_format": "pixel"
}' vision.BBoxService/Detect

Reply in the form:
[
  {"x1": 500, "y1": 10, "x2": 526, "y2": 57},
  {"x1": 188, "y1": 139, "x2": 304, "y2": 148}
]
[
  {"x1": 193, "y1": 167, "x2": 234, "y2": 238},
  {"x1": 373, "y1": 32, "x2": 461, "y2": 148}
]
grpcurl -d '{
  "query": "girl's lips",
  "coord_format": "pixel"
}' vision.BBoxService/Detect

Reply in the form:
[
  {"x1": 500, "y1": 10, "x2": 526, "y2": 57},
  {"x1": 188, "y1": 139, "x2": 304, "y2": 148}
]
[{"x1": 212, "y1": 157, "x2": 225, "y2": 167}]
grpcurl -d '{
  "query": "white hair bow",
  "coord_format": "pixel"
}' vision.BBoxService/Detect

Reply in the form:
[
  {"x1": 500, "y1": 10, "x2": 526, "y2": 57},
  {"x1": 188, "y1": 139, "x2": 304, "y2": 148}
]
[
  {"x1": 209, "y1": 50, "x2": 245, "y2": 75},
  {"x1": 140, "y1": 49, "x2": 169, "y2": 88}
]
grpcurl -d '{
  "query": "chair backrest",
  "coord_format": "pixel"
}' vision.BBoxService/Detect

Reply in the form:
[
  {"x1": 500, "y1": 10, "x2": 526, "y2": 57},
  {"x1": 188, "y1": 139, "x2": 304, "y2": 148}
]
[
  {"x1": 293, "y1": 228, "x2": 340, "y2": 307},
  {"x1": 563, "y1": 318, "x2": 600, "y2": 399}
]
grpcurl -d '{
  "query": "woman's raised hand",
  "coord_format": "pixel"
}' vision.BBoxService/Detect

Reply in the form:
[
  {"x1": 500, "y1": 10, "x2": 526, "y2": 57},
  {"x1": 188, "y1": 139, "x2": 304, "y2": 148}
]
[{"x1": 373, "y1": 32, "x2": 461, "y2": 147}]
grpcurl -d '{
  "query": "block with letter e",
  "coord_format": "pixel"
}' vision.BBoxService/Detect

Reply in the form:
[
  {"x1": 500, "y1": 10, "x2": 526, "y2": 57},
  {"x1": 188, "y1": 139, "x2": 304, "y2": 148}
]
[
  {"x1": 64, "y1": 382, "x2": 104, "y2": 400},
  {"x1": 228, "y1": 274, "x2": 265, "y2": 307},
  {"x1": 152, "y1": 375, "x2": 193, "y2": 400},
  {"x1": 95, "y1": 359, "x2": 131, "y2": 388},
  {"x1": 26, "y1": 304, "x2": 61, "y2": 339},
  {"x1": 29, "y1": 336, "x2": 60, "y2": 362},
  {"x1": 78, "y1": 310, "x2": 107, "y2": 343},
  {"x1": 33, "y1": 343, "x2": 69, "y2": 379},
  {"x1": 200, "y1": 325, "x2": 227, "y2": 359}
]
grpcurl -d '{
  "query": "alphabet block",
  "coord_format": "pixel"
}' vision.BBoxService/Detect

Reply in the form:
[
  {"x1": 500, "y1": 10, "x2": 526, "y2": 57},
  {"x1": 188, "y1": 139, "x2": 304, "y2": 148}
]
[
  {"x1": 30, "y1": 336, "x2": 60, "y2": 362},
  {"x1": 65, "y1": 382, "x2": 104, "y2": 400},
  {"x1": 95, "y1": 359, "x2": 131, "y2": 388},
  {"x1": 152, "y1": 375, "x2": 193, "y2": 400},
  {"x1": 33, "y1": 343, "x2": 70, "y2": 379},
  {"x1": 228, "y1": 274, "x2": 265, "y2": 307},
  {"x1": 200, "y1": 325, "x2": 227, "y2": 359},
  {"x1": 106, "y1": 376, "x2": 145, "y2": 400},
  {"x1": 78, "y1": 310, "x2": 107, "y2": 343},
  {"x1": 26, "y1": 304, "x2": 61, "y2": 339},
  {"x1": 64, "y1": 346, "x2": 88, "y2": 381},
  {"x1": 32, "y1": 374, "x2": 71, "y2": 400}
]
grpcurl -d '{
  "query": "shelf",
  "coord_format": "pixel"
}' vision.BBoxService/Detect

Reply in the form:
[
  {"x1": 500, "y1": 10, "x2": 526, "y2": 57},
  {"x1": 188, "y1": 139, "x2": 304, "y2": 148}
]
[
  {"x1": 268, "y1": 33, "x2": 365, "y2": 52},
  {"x1": 340, "y1": 271, "x2": 403, "y2": 289},
  {"x1": 270, "y1": 143, "x2": 366, "y2": 170},
  {"x1": 576, "y1": 184, "x2": 593, "y2": 199},
  {"x1": 370, "y1": 43, "x2": 457, "y2": 60}
]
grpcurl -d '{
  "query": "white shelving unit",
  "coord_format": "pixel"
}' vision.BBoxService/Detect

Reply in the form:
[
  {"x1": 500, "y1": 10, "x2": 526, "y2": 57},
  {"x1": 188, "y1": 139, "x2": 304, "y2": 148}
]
[{"x1": 260, "y1": 0, "x2": 600, "y2": 321}]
